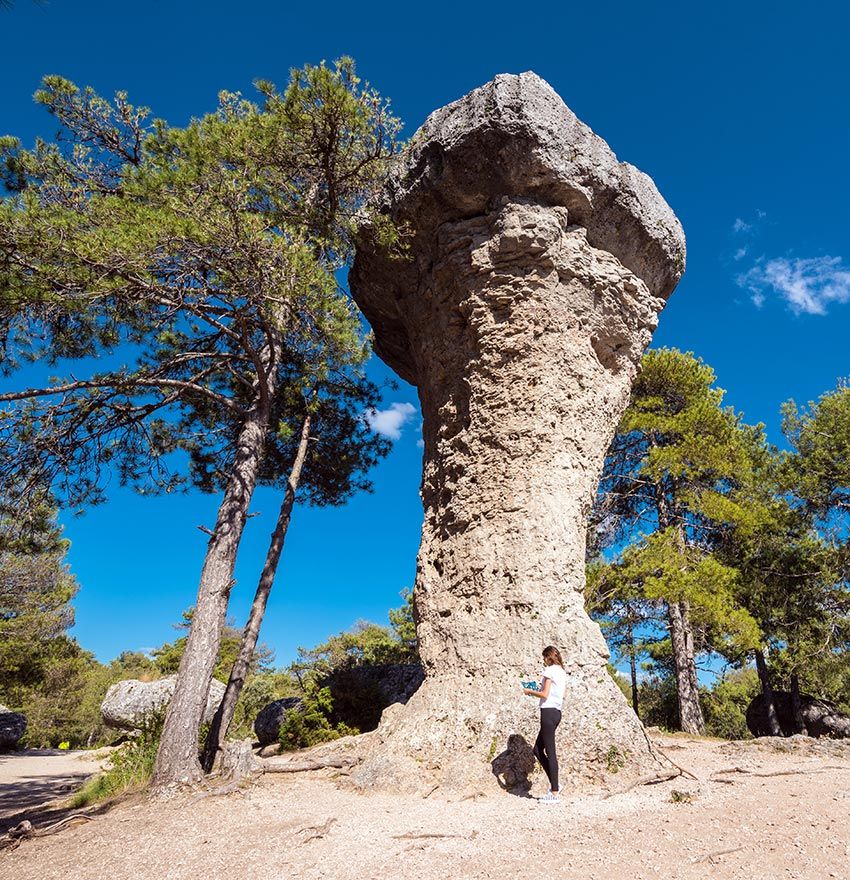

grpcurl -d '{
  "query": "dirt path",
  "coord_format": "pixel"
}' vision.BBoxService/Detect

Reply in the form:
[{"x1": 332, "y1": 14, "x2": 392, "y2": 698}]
[
  {"x1": 3, "y1": 736, "x2": 849, "y2": 880},
  {"x1": 0, "y1": 750, "x2": 106, "y2": 822}
]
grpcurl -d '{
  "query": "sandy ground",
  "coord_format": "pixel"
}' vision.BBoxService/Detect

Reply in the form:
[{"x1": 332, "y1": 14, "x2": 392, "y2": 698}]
[
  {"x1": 0, "y1": 750, "x2": 106, "y2": 821},
  {"x1": 2, "y1": 735, "x2": 849, "y2": 880}
]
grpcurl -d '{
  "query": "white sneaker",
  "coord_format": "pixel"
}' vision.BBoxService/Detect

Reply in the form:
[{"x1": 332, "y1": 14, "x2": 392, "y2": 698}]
[{"x1": 538, "y1": 792, "x2": 561, "y2": 805}]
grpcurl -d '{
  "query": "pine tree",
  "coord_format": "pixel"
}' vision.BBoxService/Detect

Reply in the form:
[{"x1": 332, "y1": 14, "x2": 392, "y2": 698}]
[
  {"x1": 592, "y1": 349, "x2": 765, "y2": 733},
  {"x1": 1, "y1": 59, "x2": 400, "y2": 784}
]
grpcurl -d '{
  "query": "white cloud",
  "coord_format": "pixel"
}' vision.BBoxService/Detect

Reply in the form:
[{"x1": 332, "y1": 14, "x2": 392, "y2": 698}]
[
  {"x1": 733, "y1": 246, "x2": 748, "y2": 262},
  {"x1": 738, "y1": 255, "x2": 850, "y2": 315},
  {"x1": 733, "y1": 218, "x2": 751, "y2": 233},
  {"x1": 363, "y1": 402, "x2": 417, "y2": 440}
]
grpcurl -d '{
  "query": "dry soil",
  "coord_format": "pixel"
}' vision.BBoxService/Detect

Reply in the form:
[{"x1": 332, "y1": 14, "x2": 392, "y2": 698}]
[{"x1": 2, "y1": 735, "x2": 849, "y2": 880}]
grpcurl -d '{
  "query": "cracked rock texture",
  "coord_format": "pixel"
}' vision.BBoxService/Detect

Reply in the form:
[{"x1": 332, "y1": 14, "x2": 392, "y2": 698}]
[{"x1": 350, "y1": 72, "x2": 685, "y2": 792}]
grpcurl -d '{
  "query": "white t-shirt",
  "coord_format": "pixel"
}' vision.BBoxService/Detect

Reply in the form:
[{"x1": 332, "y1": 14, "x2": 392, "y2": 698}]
[{"x1": 539, "y1": 664, "x2": 567, "y2": 710}]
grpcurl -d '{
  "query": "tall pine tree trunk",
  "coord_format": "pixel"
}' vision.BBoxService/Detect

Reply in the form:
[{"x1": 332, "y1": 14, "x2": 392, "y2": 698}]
[
  {"x1": 656, "y1": 491, "x2": 705, "y2": 735},
  {"x1": 790, "y1": 673, "x2": 807, "y2": 735},
  {"x1": 681, "y1": 599, "x2": 704, "y2": 731},
  {"x1": 668, "y1": 600, "x2": 705, "y2": 734},
  {"x1": 153, "y1": 355, "x2": 278, "y2": 787},
  {"x1": 754, "y1": 648, "x2": 782, "y2": 736},
  {"x1": 627, "y1": 617, "x2": 640, "y2": 717},
  {"x1": 201, "y1": 412, "x2": 312, "y2": 772}
]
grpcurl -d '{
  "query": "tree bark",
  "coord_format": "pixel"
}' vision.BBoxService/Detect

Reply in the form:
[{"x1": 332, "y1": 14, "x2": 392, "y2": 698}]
[
  {"x1": 655, "y1": 493, "x2": 704, "y2": 735},
  {"x1": 681, "y1": 599, "x2": 704, "y2": 732},
  {"x1": 790, "y1": 673, "x2": 808, "y2": 735},
  {"x1": 627, "y1": 617, "x2": 640, "y2": 718},
  {"x1": 152, "y1": 364, "x2": 276, "y2": 787},
  {"x1": 201, "y1": 412, "x2": 312, "y2": 772},
  {"x1": 754, "y1": 648, "x2": 782, "y2": 737},
  {"x1": 667, "y1": 600, "x2": 705, "y2": 734}
]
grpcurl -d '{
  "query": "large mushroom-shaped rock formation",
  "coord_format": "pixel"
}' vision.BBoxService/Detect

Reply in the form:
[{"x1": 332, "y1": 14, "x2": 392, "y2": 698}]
[
  {"x1": 101, "y1": 676, "x2": 226, "y2": 730},
  {"x1": 746, "y1": 692, "x2": 850, "y2": 739},
  {"x1": 350, "y1": 72, "x2": 685, "y2": 791}
]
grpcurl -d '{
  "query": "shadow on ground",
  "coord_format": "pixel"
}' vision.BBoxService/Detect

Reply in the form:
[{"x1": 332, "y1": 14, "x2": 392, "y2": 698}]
[{"x1": 0, "y1": 750, "x2": 103, "y2": 833}]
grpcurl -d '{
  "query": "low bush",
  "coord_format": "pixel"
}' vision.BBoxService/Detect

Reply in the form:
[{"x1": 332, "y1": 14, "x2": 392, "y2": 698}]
[{"x1": 278, "y1": 685, "x2": 356, "y2": 751}]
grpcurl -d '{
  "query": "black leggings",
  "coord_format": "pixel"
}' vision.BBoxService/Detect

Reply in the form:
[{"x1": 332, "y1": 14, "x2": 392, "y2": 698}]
[{"x1": 533, "y1": 708, "x2": 562, "y2": 791}]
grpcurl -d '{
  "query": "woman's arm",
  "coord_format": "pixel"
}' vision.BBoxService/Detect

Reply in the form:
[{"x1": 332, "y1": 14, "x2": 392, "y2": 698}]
[{"x1": 523, "y1": 679, "x2": 551, "y2": 699}]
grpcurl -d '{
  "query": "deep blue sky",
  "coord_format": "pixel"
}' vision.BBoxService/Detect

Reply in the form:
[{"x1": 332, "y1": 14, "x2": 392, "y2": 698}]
[{"x1": 2, "y1": 1, "x2": 849, "y2": 667}]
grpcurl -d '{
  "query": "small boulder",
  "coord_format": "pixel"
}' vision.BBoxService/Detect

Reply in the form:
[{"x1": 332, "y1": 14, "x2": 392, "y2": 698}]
[
  {"x1": 746, "y1": 691, "x2": 850, "y2": 739},
  {"x1": 254, "y1": 697, "x2": 303, "y2": 746},
  {"x1": 101, "y1": 676, "x2": 226, "y2": 730},
  {"x1": 0, "y1": 704, "x2": 27, "y2": 750}
]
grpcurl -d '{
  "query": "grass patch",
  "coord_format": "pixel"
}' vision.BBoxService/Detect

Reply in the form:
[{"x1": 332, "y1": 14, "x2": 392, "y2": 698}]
[{"x1": 69, "y1": 713, "x2": 163, "y2": 808}]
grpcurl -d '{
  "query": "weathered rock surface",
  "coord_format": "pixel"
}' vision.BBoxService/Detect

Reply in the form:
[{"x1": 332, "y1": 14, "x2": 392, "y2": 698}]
[
  {"x1": 350, "y1": 72, "x2": 685, "y2": 791},
  {"x1": 0, "y1": 704, "x2": 27, "y2": 750},
  {"x1": 253, "y1": 697, "x2": 303, "y2": 746},
  {"x1": 101, "y1": 677, "x2": 226, "y2": 730},
  {"x1": 746, "y1": 691, "x2": 850, "y2": 739}
]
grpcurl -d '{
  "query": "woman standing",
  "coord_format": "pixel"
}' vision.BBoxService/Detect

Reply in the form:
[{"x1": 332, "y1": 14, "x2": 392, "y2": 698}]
[{"x1": 523, "y1": 645, "x2": 567, "y2": 804}]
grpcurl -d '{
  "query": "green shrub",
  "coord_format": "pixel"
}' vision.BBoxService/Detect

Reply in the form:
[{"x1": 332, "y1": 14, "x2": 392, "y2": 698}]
[
  {"x1": 703, "y1": 668, "x2": 759, "y2": 740},
  {"x1": 69, "y1": 711, "x2": 164, "y2": 807},
  {"x1": 278, "y1": 686, "x2": 356, "y2": 751},
  {"x1": 324, "y1": 667, "x2": 389, "y2": 732}
]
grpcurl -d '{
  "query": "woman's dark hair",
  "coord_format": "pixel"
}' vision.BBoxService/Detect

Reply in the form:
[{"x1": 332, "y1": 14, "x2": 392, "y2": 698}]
[{"x1": 543, "y1": 645, "x2": 564, "y2": 668}]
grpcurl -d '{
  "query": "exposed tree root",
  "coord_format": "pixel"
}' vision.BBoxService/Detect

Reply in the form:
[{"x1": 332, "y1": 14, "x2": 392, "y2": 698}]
[
  {"x1": 1, "y1": 814, "x2": 94, "y2": 851},
  {"x1": 261, "y1": 756, "x2": 357, "y2": 773},
  {"x1": 298, "y1": 817, "x2": 336, "y2": 843},
  {"x1": 692, "y1": 845, "x2": 745, "y2": 864},
  {"x1": 710, "y1": 764, "x2": 850, "y2": 781},
  {"x1": 603, "y1": 768, "x2": 682, "y2": 799},
  {"x1": 393, "y1": 831, "x2": 473, "y2": 840},
  {"x1": 651, "y1": 742, "x2": 699, "y2": 780}
]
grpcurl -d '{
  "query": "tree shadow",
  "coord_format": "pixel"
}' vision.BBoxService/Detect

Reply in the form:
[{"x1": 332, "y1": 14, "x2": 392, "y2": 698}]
[{"x1": 490, "y1": 733, "x2": 536, "y2": 797}]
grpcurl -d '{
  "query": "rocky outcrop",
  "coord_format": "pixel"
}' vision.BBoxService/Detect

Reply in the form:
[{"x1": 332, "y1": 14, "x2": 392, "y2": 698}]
[
  {"x1": 254, "y1": 666, "x2": 423, "y2": 746},
  {"x1": 254, "y1": 697, "x2": 304, "y2": 746},
  {"x1": 350, "y1": 72, "x2": 685, "y2": 791},
  {"x1": 101, "y1": 676, "x2": 226, "y2": 730},
  {"x1": 746, "y1": 692, "x2": 850, "y2": 739},
  {"x1": 326, "y1": 663, "x2": 423, "y2": 708},
  {"x1": 326, "y1": 663, "x2": 424, "y2": 732},
  {"x1": 0, "y1": 704, "x2": 27, "y2": 750}
]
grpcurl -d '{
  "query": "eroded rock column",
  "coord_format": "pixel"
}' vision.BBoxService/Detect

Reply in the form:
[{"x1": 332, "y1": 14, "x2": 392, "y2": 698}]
[{"x1": 350, "y1": 73, "x2": 685, "y2": 792}]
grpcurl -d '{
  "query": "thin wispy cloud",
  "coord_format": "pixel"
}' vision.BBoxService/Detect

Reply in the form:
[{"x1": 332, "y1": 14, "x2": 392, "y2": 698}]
[
  {"x1": 733, "y1": 246, "x2": 748, "y2": 262},
  {"x1": 363, "y1": 402, "x2": 417, "y2": 440},
  {"x1": 733, "y1": 218, "x2": 751, "y2": 233},
  {"x1": 738, "y1": 256, "x2": 850, "y2": 315}
]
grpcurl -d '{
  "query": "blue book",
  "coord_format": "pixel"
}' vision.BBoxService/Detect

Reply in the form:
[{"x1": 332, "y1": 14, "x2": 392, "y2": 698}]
[{"x1": 521, "y1": 679, "x2": 541, "y2": 691}]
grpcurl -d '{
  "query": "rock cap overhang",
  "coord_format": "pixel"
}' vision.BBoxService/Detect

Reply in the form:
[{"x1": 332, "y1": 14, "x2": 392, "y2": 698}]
[{"x1": 350, "y1": 71, "x2": 686, "y2": 386}]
